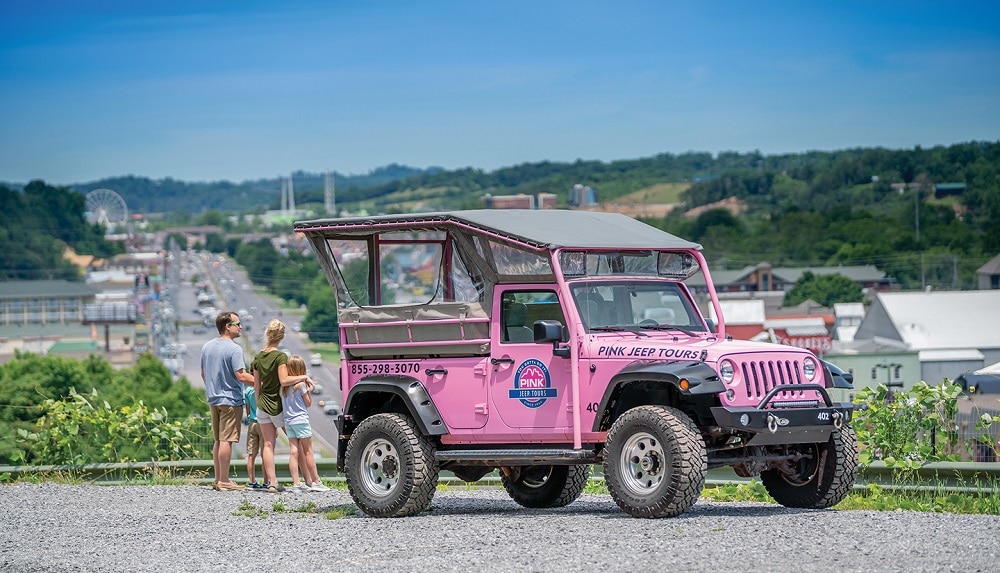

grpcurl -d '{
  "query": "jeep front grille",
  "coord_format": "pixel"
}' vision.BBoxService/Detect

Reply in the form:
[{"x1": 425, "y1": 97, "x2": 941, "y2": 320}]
[{"x1": 739, "y1": 359, "x2": 807, "y2": 403}]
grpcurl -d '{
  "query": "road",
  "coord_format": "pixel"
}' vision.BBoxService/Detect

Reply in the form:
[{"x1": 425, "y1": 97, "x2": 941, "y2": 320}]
[{"x1": 164, "y1": 250, "x2": 342, "y2": 458}]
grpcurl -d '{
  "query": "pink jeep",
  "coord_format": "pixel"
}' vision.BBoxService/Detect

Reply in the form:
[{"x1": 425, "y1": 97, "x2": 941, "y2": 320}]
[{"x1": 295, "y1": 210, "x2": 858, "y2": 518}]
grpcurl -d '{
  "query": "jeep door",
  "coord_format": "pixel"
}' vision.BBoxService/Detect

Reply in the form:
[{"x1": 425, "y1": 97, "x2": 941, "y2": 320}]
[{"x1": 489, "y1": 287, "x2": 574, "y2": 431}]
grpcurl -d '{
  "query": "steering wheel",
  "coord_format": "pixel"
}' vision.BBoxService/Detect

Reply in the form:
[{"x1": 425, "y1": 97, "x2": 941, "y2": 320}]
[{"x1": 638, "y1": 319, "x2": 658, "y2": 327}]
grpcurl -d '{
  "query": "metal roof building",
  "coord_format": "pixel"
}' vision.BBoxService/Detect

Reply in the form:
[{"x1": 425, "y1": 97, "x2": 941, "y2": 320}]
[
  {"x1": 977, "y1": 253, "x2": 1000, "y2": 290},
  {"x1": 849, "y1": 290, "x2": 1000, "y2": 383}
]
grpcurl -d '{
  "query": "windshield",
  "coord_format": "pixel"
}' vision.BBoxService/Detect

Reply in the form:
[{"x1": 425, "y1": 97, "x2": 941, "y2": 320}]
[{"x1": 570, "y1": 281, "x2": 706, "y2": 333}]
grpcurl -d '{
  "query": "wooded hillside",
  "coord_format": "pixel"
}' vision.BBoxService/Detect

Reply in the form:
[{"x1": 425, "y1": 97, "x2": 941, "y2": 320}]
[{"x1": 2, "y1": 141, "x2": 998, "y2": 289}]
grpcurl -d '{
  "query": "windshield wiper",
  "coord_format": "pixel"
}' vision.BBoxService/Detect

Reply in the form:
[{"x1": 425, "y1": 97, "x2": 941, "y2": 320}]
[
  {"x1": 639, "y1": 324, "x2": 698, "y2": 337},
  {"x1": 591, "y1": 325, "x2": 649, "y2": 337}
]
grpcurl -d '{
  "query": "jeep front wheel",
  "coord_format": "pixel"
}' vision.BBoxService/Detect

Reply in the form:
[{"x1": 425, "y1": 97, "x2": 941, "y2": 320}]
[
  {"x1": 760, "y1": 425, "x2": 858, "y2": 509},
  {"x1": 344, "y1": 413, "x2": 439, "y2": 517},
  {"x1": 604, "y1": 406, "x2": 707, "y2": 518},
  {"x1": 501, "y1": 465, "x2": 589, "y2": 509}
]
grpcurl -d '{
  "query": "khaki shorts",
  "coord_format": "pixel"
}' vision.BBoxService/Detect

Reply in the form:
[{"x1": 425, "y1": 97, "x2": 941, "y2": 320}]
[
  {"x1": 211, "y1": 405, "x2": 243, "y2": 443},
  {"x1": 245, "y1": 420, "x2": 263, "y2": 456}
]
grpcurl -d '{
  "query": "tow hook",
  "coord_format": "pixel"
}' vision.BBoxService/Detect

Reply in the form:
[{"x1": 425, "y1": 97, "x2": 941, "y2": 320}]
[
  {"x1": 767, "y1": 413, "x2": 778, "y2": 434},
  {"x1": 832, "y1": 410, "x2": 843, "y2": 430}
]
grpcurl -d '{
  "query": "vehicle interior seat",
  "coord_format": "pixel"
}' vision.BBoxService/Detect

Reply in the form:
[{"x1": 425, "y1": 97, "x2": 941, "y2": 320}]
[
  {"x1": 504, "y1": 302, "x2": 534, "y2": 342},
  {"x1": 574, "y1": 290, "x2": 611, "y2": 327}
]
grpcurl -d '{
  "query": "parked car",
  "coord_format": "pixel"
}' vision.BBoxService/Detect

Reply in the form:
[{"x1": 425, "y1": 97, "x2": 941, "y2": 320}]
[
  {"x1": 955, "y1": 372, "x2": 1000, "y2": 394},
  {"x1": 317, "y1": 397, "x2": 340, "y2": 416}
]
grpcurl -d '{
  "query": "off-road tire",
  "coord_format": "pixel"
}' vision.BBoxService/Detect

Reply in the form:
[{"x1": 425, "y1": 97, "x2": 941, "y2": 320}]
[
  {"x1": 500, "y1": 465, "x2": 590, "y2": 509},
  {"x1": 760, "y1": 425, "x2": 859, "y2": 509},
  {"x1": 603, "y1": 405, "x2": 707, "y2": 518},
  {"x1": 345, "y1": 413, "x2": 439, "y2": 517}
]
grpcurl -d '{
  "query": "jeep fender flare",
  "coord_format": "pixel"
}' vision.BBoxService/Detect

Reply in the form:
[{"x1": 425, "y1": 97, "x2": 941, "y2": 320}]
[
  {"x1": 343, "y1": 375, "x2": 449, "y2": 437},
  {"x1": 591, "y1": 361, "x2": 724, "y2": 432}
]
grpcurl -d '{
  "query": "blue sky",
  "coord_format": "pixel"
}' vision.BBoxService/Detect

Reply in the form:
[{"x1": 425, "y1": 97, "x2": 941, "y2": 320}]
[{"x1": 1, "y1": 1, "x2": 998, "y2": 185}]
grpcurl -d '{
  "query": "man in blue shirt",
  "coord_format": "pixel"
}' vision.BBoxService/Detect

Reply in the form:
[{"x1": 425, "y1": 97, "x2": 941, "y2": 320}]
[{"x1": 201, "y1": 311, "x2": 254, "y2": 491}]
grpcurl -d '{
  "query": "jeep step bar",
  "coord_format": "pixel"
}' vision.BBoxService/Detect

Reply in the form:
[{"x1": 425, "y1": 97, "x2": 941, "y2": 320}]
[{"x1": 436, "y1": 448, "x2": 601, "y2": 466}]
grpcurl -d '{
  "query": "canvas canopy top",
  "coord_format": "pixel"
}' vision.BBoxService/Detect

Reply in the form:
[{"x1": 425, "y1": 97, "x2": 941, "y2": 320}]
[{"x1": 294, "y1": 209, "x2": 702, "y2": 252}]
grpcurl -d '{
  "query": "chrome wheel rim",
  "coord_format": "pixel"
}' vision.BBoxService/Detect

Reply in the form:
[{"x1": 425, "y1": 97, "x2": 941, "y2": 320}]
[
  {"x1": 618, "y1": 431, "x2": 665, "y2": 495},
  {"x1": 359, "y1": 438, "x2": 399, "y2": 497}
]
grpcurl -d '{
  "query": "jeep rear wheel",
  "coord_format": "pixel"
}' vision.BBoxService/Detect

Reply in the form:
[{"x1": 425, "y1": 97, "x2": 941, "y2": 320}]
[
  {"x1": 760, "y1": 425, "x2": 859, "y2": 509},
  {"x1": 604, "y1": 406, "x2": 707, "y2": 518},
  {"x1": 345, "y1": 413, "x2": 439, "y2": 517},
  {"x1": 501, "y1": 465, "x2": 589, "y2": 509}
]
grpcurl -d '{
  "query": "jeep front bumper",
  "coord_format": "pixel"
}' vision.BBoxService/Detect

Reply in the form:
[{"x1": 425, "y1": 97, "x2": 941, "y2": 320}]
[{"x1": 710, "y1": 383, "x2": 854, "y2": 446}]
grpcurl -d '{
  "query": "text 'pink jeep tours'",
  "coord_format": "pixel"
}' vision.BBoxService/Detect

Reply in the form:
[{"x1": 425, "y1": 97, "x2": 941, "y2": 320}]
[{"x1": 295, "y1": 210, "x2": 858, "y2": 518}]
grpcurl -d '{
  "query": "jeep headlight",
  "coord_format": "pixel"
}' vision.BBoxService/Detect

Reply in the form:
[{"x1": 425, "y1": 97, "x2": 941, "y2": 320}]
[
  {"x1": 803, "y1": 357, "x2": 817, "y2": 381},
  {"x1": 719, "y1": 360, "x2": 735, "y2": 384}
]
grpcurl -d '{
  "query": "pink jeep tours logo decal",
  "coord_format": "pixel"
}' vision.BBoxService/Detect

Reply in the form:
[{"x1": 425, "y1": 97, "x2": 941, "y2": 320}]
[{"x1": 508, "y1": 358, "x2": 557, "y2": 408}]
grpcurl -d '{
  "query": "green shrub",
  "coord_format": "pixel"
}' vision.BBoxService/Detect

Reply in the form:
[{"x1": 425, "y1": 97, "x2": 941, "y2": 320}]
[
  {"x1": 14, "y1": 388, "x2": 204, "y2": 466},
  {"x1": 852, "y1": 381, "x2": 1000, "y2": 471}
]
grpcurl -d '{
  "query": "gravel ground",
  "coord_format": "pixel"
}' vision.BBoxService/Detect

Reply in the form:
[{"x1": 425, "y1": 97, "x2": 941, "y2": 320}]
[{"x1": 1, "y1": 483, "x2": 998, "y2": 573}]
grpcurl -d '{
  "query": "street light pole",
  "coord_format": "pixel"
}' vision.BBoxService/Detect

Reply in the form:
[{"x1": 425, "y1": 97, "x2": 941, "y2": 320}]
[{"x1": 873, "y1": 362, "x2": 904, "y2": 402}]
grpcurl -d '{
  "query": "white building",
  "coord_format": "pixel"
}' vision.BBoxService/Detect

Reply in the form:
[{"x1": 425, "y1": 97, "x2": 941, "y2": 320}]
[{"x1": 840, "y1": 290, "x2": 1000, "y2": 384}]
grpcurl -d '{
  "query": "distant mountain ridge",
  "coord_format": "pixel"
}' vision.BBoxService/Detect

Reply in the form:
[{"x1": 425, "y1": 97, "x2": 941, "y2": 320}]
[
  {"x1": 59, "y1": 163, "x2": 439, "y2": 214},
  {"x1": 3, "y1": 142, "x2": 998, "y2": 219},
  {"x1": 2, "y1": 142, "x2": 998, "y2": 290}
]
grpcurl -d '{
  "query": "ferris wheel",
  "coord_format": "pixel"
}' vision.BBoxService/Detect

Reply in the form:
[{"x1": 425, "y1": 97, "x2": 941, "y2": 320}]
[{"x1": 85, "y1": 189, "x2": 128, "y2": 228}]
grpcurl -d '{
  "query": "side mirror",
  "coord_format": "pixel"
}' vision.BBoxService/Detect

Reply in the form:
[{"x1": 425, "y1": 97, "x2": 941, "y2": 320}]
[
  {"x1": 705, "y1": 318, "x2": 717, "y2": 333},
  {"x1": 533, "y1": 320, "x2": 570, "y2": 359}
]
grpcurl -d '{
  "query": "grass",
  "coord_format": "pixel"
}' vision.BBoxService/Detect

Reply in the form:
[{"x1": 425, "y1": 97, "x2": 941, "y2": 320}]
[
  {"x1": 616, "y1": 182, "x2": 689, "y2": 205},
  {"x1": 583, "y1": 479, "x2": 609, "y2": 495},
  {"x1": 232, "y1": 499, "x2": 357, "y2": 520},
  {"x1": 232, "y1": 499, "x2": 269, "y2": 518},
  {"x1": 699, "y1": 479, "x2": 1000, "y2": 515},
  {"x1": 323, "y1": 504, "x2": 357, "y2": 519},
  {"x1": 227, "y1": 480, "x2": 358, "y2": 520},
  {"x1": 1, "y1": 466, "x2": 207, "y2": 486},
  {"x1": 583, "y1": 477, "x2": 1000, "y2": 515},
  {"x1": 6, "y1": 470, "x2": 87, "y2": 485},
  {"x1": 308, "y1": 342, "x2": 341, "y2": 366},
  {"x1": 7, "y1": 469, "x2": 999, "y2": 516}
]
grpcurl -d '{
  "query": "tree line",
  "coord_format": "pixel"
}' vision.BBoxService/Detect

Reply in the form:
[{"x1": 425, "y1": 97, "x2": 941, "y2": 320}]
[
  {"x1": 657, "y1": 147, "x2": 998, "y2": 290},
  {"x1": 0, "y1": 181, "x2": 123, "y2": 280},
  {"x1": 6, "y1": 142, "x2": 999, "y2": 288}
]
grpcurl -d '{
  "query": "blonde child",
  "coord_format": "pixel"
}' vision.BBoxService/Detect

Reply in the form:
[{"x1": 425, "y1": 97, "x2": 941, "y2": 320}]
[{"x1": 282, "y1": 356, "x2": 329, "y2": 492}]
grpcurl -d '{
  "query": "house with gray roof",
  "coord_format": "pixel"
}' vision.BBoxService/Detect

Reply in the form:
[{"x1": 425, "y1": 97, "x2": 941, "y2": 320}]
[
  {"x1": 834, "y1": 290, "x2": 1000, "y2": 386},
  {"x1": 686, "y1": 262, "x2": 893, "y2": 294},
  {"x1": 977, "y1": 253, "x2": 1000, "y2": 290}
]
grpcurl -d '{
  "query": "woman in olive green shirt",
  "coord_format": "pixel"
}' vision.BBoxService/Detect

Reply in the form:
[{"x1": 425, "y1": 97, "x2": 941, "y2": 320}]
[{"x1": 251, "y1": 319, "x2": 313, "y2": 492}]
